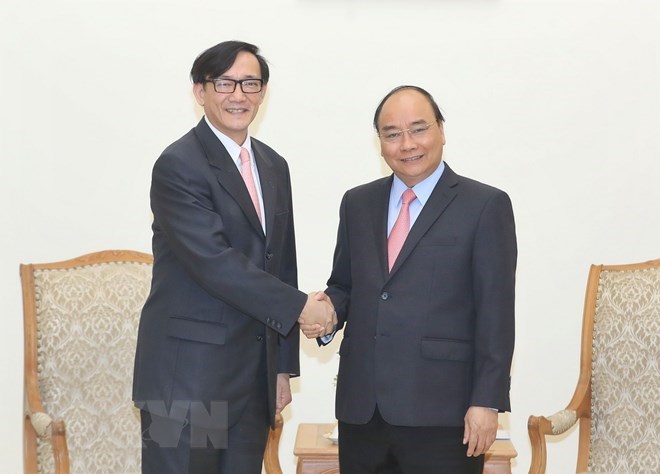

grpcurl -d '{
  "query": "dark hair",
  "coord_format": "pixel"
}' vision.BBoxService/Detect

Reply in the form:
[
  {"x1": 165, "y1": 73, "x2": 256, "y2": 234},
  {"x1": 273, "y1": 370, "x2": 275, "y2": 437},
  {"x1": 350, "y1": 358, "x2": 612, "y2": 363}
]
[
  {"x1": 373, "y1": 85, "x2": 444, "y2": 130},
  {"x1": 190, "y1": 40, "x2": 270, "y2": 84}
]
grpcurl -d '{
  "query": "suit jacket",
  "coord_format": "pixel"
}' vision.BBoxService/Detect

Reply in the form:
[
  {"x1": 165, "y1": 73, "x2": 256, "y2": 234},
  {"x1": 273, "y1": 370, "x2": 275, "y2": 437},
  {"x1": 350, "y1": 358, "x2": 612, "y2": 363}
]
[
  {"x1": 133, "y1": 118, "x2": 307, "y2": 428},
  {"x1": 325, "y1": 163, "x2": 517, "y2": 427}
]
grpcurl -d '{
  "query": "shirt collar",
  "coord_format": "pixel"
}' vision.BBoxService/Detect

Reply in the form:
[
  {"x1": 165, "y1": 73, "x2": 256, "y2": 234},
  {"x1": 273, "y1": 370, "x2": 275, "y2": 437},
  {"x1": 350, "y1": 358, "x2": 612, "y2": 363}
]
[
  {"x1": 391, "y1": 161, "x2": 446, "y2": 205},
  {"x1": 204, "y1": 115, "x2": 252, "y2": 165}
]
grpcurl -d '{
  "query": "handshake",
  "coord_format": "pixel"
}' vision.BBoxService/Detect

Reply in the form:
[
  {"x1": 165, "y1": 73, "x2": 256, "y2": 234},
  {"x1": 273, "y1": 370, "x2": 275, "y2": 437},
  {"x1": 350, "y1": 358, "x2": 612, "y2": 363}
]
[{"x1": 298, "y1": 292, "x2": 336, "y2": 339}]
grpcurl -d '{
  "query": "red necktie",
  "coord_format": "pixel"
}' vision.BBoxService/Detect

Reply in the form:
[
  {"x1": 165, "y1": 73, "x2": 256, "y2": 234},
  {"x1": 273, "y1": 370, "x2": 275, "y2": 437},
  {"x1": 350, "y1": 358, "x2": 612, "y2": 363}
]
[
  {"x1": 239, "y1": 147, "x2": 262, "y2": 224},
  {"x1": 388, "y1": 189, "x2": 417, "y2": 272}
]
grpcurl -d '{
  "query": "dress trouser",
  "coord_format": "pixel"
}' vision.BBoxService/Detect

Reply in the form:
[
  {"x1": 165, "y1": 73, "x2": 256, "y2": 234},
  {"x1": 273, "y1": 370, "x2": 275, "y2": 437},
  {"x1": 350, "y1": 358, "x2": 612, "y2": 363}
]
[
  {"x1": 140, "y1": 354, "x2": 269, "y2": 473},
  {"x1": 338, "y1": 406, "x2": 484, "y2": 474}
]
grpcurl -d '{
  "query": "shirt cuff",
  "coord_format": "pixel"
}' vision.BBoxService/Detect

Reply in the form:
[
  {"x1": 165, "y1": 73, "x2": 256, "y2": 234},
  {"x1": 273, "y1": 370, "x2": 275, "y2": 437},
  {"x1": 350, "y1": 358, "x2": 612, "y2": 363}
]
[{"x1": 319, "y1": 325, "x2": 338, "y2": 345}]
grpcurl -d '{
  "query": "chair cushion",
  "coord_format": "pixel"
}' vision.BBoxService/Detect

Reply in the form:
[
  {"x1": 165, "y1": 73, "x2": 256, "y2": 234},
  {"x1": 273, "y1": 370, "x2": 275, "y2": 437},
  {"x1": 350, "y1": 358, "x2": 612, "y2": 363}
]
[
  {"x1": 588, "y1": 266, "x2": 660, "y2": 472},
  {"x1": 34, "y1": 261, "x2": 151, "y2": 473}
]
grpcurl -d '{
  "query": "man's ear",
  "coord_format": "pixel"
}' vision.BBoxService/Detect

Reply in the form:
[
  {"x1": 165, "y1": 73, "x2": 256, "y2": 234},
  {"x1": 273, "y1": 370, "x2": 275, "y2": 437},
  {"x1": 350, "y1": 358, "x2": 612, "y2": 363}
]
[
  {"x1": 255, "y1": 82, "x2": 268, "y2": 105},
  {"x1": 437, "y1": 122, "x2": 446, "y2": 145},
  {"x1": 192, "y1": 82, "x2": 206, "y2": 106}
]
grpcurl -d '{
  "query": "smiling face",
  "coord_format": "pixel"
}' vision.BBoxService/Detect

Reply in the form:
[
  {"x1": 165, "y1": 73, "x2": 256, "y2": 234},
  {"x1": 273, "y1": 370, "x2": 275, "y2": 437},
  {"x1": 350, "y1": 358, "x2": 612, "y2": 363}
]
[
  {"x1": 193, "y1": 51, "x2": 267, "y2": 145},
  {"x1": 377, "y1": 89, "x2": 446, "y2": 187}
]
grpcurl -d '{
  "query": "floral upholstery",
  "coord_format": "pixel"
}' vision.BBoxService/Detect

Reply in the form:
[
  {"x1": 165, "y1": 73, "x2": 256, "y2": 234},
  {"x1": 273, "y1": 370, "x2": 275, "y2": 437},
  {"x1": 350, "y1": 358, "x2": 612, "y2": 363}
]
[
  {"x1": 33, "y1": 260, "x2": 151, "y2": 474},
  {"x1": 589, "y1": 266, "x2": 660, "y2": 472}
]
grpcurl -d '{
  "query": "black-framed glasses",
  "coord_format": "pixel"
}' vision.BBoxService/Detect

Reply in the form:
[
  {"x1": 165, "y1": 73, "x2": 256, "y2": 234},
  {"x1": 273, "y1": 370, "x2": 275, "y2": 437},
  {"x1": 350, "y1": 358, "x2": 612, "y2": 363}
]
[
  {"x1": 205, "y1": 78, "x2": 264, "y2": 94},
  {"x1": 378, "y1": 121, "x2": 438, "y2": 143}
]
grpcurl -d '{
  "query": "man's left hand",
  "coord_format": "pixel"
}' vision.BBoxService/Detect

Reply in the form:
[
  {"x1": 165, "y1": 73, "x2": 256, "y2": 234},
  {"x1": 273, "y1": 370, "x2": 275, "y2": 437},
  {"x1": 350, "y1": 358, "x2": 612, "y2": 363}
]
[
  {"x1": 463, "y1": 406, "x2": 498, "y2": 457},
  {"x1": 276, "y1": 373, "x2": 292, "y2": 414}
]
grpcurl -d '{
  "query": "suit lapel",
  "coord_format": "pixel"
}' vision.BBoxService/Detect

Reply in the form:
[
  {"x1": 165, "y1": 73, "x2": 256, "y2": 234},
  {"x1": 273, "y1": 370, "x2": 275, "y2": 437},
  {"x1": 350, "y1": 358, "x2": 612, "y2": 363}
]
[
  {"x1": 369, "y1": 176, "x2": 393, "y2": 281},
  {"x1": 388, "y1": 164, "x2": 459, "y2": 277},
  {"x1": 252, "y1": 140, "x2": 276, "y2": 240},
  {"x1": 194, "y1": 119, "x2": 265, "y2": 238}
]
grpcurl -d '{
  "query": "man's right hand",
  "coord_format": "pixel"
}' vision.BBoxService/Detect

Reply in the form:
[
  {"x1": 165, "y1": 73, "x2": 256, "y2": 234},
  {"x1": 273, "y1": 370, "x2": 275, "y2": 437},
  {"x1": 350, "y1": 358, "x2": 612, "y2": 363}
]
[{"x1": 298, "y1": 292, "x2": 336, "y2": 338}]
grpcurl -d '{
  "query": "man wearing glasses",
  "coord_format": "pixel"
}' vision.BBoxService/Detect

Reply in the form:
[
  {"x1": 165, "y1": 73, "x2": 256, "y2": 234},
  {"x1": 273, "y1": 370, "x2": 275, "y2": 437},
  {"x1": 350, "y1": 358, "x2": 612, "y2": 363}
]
[
  {"x1": 133, "y1": 40, "x2": 335, "y2": 473},
  {"x1": 303, "y1": 85, "x2": 517, "y2": 473}
]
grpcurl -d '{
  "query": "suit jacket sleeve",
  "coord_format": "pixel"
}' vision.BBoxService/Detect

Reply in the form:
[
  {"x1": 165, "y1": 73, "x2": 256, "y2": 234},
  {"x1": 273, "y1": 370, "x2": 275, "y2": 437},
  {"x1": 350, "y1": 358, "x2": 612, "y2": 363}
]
[
  {"x1": 151, "y1": 148, "x2": 307, "y2": 338},
  {"x1": 470, "y1": 190, "x2": 517, "y2": 411},
  {"x1": 276, "y1": 163, "x2": 301, "y2": 375},
  {"x1": 325, "y1": 192, "x2": 352, "y2": 330}
]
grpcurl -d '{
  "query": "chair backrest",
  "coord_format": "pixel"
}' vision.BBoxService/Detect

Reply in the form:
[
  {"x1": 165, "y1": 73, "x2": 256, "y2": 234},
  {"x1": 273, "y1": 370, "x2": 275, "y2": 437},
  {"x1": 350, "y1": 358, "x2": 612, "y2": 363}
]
[
  {"x1": 588, "y1": 259, "x2": 660, "y2": 472},
  {"x1": 22, "y1": 250, "x2": 153, "y2": 474}
]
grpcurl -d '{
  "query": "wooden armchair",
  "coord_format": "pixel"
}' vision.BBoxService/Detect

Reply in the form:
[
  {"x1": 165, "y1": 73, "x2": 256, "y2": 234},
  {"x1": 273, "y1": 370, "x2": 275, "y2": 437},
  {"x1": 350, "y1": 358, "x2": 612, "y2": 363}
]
[
  {"x1": 22, "y1": 250, "x2": 284, "y2": 473},
  {"x1": 527, "y1": 259, "x2": 660, "y2": 474}
]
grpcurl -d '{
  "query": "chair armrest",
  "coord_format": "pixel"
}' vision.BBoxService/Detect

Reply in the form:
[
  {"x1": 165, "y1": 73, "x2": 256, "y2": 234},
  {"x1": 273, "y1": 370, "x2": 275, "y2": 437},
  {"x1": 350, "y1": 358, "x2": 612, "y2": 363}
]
[
  {"x1": 263, "y1": 413, "x2": 284, "y2": 474},
  {"x1": 25, "y1": 409, "x2": 70, "y2": 474},
  {"x1": 29, "y1": 411, "x2": 54, "y2": 438},
  {"x1": 50, "y1": 421, "x2": 70, "y2": 474},
  {"x1": 546, "y1": 409, "x2": 577, "y2": 435},
  {"x1": 528, "y1": 409, "x2": 578, "y2": 474}
]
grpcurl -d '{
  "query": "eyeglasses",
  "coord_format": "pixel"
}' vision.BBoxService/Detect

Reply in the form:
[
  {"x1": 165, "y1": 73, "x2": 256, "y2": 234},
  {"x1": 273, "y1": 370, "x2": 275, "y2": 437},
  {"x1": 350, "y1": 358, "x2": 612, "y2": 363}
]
[
  {"x1": 378, "y1": 121, "x2": 437, "y2": 143},
  {"x1": 205, "y1": 78, "x2": 264, "y2": 94}
]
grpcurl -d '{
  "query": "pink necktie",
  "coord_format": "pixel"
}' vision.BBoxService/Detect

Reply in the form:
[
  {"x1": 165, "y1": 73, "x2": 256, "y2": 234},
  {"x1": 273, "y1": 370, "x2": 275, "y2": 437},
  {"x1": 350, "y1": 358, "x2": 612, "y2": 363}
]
[
  {"x1": 388, "y1": 189, "x2": 417, "y2": 271},
  {"x1": 239, "y1": 147, "x2": 262, "y2": 224}
]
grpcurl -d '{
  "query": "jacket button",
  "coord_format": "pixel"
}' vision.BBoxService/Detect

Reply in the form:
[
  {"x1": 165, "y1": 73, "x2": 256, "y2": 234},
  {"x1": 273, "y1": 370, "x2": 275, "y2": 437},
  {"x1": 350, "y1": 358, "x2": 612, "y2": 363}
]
[
  {"x1": 256, "y1": 335, "x2": 264, "y2": 342},
  {"x1": 381, "y1": 292, "x2": 389, "y2": 300},
  {"x1": 265, "y1": 252, "x2": 273, "y2": 260}
]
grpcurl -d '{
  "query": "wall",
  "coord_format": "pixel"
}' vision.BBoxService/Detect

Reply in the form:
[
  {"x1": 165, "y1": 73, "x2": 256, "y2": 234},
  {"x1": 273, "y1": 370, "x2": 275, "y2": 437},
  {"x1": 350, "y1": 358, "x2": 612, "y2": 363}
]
[{"x1": 2, "y1": 0, "x2": 659, "y2": 472}]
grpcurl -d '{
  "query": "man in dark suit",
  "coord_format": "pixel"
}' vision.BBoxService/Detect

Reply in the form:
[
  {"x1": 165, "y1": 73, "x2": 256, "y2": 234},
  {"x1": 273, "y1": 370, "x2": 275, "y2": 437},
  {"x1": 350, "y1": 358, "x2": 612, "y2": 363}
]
[
  {"x1": 303, "y1": 85, "x2": 517, "y2": 473},
  {"x1": 133, "y1": 40, "x2": 335, "y2": 474}
]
